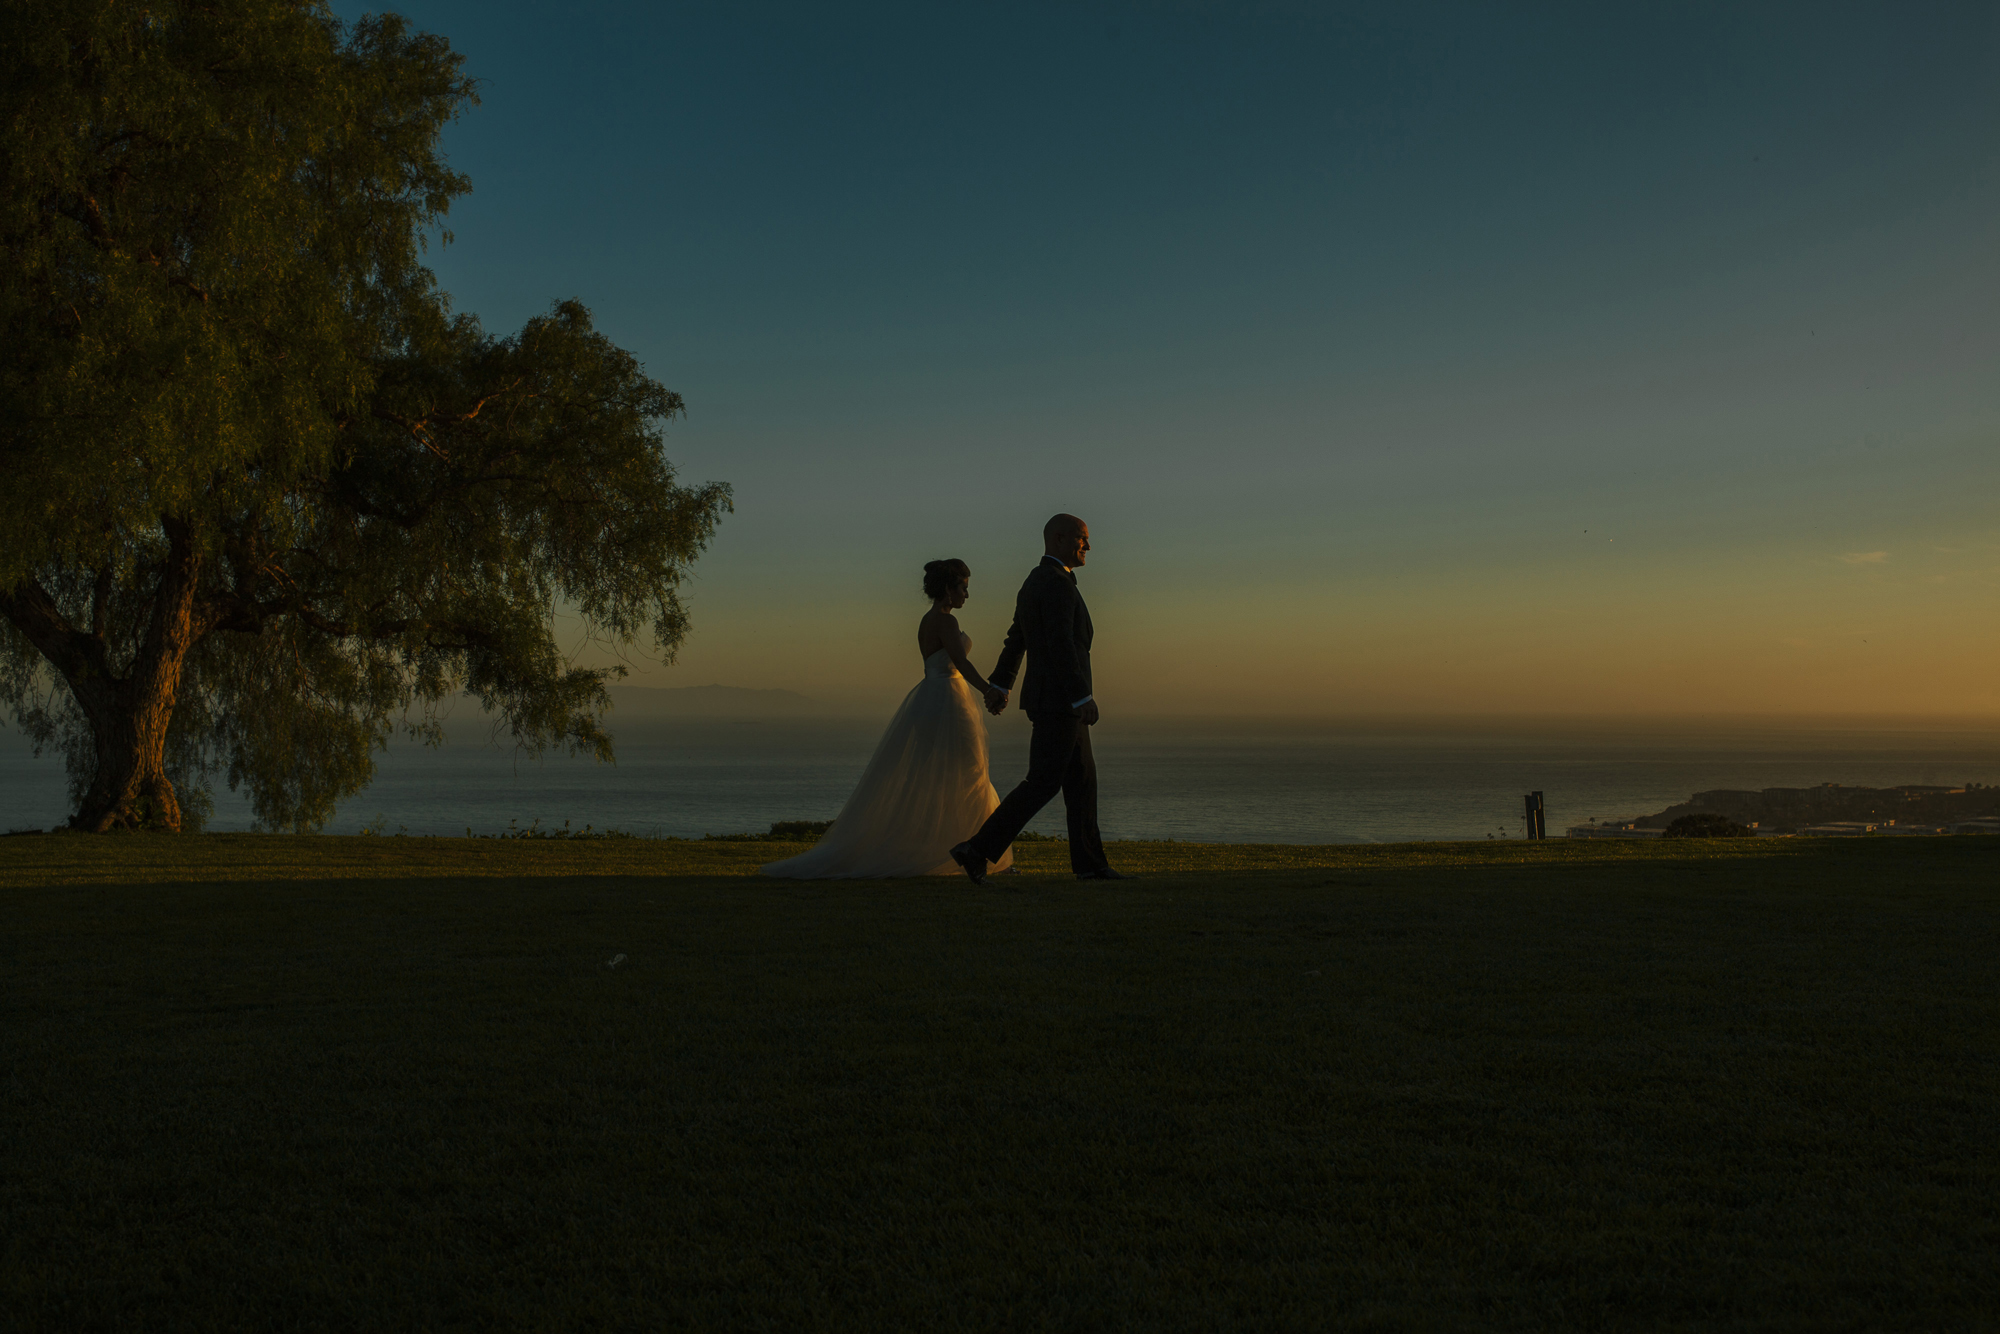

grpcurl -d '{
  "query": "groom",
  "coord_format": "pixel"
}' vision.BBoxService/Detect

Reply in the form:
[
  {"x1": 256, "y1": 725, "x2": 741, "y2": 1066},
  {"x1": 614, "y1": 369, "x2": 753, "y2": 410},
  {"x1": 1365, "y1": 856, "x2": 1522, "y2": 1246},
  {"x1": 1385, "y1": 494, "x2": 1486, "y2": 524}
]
[{"x1": 951, "y1": 514, "x2": 1131, "y2": 883}]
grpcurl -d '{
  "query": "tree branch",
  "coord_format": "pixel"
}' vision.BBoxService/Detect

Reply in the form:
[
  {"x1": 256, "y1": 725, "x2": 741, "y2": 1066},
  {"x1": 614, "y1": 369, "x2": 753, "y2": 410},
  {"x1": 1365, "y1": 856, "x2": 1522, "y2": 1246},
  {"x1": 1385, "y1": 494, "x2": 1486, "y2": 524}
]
[
  {"x1": 0, "y1": 576, "x2": 112, "y2": 709},
  {"x1": 91, "y1": 567, "x2": 112, "y2": 640}
]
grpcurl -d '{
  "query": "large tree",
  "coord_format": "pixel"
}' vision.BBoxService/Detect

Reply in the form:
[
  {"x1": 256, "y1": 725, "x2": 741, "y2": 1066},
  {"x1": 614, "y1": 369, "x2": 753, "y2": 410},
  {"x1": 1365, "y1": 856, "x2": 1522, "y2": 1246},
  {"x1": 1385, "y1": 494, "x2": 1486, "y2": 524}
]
[{"x1": 0, "y1": 1, "x2": 729, "y2": 832}]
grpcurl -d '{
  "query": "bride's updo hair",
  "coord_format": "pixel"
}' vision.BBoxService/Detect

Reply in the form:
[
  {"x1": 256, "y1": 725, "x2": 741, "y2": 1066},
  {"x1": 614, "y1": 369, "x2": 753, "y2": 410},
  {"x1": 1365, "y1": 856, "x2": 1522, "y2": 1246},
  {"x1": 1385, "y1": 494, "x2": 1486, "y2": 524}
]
[{"x1": 923, "y1": 558, "x2": 970, "y2": 600}]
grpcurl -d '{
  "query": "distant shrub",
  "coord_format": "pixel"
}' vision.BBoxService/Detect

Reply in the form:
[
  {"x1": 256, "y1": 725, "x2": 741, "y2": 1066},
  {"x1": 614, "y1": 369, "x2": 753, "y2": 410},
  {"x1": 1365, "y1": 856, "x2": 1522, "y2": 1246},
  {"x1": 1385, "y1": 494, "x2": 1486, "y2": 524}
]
[
  {"x1": 477, "y1": 820, "x2": 635, "y2": 840},
  {"x1": 1662, "y1": 813, "x2": 1751, "y2": 839},
  {"x1": 1012, "y1": 830, "x2": 1066, "y2": 842},
  {"x1": 704, "y1": 820, "x2": 833, "y2": 843}
]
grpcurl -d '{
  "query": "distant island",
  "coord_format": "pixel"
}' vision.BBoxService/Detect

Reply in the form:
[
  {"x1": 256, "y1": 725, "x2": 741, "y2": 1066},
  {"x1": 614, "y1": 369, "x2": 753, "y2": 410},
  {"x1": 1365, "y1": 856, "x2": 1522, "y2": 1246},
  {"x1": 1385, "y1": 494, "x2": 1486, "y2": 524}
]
[
  {"x1": 606, "y1": 684, "x2": 823, "y2": 718},
  {"x1": 1575, "y1": 783, "x2": 2000, "y2": 837}
]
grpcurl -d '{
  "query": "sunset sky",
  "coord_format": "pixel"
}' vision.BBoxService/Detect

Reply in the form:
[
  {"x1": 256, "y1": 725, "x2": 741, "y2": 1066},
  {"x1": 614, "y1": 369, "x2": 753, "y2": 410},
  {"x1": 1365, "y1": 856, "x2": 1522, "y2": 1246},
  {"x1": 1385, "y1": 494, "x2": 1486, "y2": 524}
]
[{"x1": 363, "y1": 1, "x2": 1999, "y2": 718}]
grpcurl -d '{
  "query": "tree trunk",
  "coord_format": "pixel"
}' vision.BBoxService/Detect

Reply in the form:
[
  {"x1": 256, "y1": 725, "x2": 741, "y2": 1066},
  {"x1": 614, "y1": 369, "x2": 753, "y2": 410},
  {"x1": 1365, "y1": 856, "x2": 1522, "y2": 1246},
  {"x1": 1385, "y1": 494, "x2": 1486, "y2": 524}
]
[
  {"x1": 2, "y1": 518, "x2": 206, "y2": 832},
  {"x1": 70, "y1": 676, "x2": 187, "y2": 832}
]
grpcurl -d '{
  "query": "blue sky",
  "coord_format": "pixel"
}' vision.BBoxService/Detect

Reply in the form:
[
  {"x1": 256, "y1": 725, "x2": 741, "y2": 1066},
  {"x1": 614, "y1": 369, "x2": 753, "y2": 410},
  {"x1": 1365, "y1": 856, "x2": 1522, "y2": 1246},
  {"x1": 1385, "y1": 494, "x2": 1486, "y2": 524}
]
[{"x1": 357, "y1": 1, "x2": 2000, "y2": 716}]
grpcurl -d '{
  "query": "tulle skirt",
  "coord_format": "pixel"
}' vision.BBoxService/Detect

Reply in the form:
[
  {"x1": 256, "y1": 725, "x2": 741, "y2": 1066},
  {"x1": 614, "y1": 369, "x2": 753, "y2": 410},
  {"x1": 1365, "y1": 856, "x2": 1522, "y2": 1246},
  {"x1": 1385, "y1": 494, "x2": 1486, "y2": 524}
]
[{"x1": 760, "y1": 669, "x2": 1013, "y2": 879}]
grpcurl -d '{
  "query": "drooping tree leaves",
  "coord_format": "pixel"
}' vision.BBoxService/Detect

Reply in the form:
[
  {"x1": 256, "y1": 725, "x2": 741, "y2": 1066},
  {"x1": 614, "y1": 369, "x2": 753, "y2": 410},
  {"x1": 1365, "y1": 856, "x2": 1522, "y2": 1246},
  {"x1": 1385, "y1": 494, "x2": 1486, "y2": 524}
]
[{"x1": 0, "y1": 1, "x2": 729, "y2": 831}]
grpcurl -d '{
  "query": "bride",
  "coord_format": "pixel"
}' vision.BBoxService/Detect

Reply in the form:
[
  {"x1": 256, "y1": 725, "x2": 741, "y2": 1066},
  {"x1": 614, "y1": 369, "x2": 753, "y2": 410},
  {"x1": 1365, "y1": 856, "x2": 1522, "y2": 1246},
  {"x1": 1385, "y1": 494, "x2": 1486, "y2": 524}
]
[{"x1": 760, "y1": 560, "x2": 1015, "y2": 879}]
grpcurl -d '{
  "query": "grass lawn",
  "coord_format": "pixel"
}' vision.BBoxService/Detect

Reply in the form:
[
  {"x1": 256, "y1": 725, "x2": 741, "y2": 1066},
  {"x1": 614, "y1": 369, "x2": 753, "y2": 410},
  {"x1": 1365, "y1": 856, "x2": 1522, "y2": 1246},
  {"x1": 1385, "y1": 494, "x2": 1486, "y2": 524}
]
[{"x1": 2, "y1": 834, "x2": 1995, "y2": 1330}]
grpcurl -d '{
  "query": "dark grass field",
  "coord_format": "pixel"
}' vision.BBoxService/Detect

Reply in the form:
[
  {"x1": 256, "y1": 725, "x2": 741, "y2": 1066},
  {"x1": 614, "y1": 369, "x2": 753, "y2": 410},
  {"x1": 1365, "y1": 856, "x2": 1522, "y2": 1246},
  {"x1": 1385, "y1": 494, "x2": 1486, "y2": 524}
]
[{"x1": 2, "y1": 834, "x2": 1995, "y2": 1330}]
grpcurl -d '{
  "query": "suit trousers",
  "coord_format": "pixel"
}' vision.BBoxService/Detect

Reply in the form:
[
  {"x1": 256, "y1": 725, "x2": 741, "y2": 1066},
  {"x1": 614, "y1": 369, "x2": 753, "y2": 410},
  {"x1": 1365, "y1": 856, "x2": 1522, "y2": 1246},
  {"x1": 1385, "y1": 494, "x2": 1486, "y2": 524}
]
[{"x1": 971, "y1": 712, "x2": 1109, "y2": 874}]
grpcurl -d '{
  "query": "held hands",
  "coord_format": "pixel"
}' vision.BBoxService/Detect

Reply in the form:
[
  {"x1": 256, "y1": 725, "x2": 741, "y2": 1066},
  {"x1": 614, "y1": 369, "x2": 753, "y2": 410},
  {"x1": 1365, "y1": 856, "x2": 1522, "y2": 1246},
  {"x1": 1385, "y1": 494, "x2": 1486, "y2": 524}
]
[{"x1": 984, "y1": 686, "x2": 1008, "y2": 716}]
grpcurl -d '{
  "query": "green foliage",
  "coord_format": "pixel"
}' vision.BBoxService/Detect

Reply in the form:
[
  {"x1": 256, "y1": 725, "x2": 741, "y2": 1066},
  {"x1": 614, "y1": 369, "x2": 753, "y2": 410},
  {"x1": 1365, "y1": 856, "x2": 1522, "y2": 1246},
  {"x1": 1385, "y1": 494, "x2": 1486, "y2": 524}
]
[
  {"x1": 1661, "y1": 812, "x2": 1752, "y2": 838},
  {"x1": 0, "y1": 0, "x2": 465, "y2": 572},
  {"x1": 0, "y1": 1, "x2": 728, "y2": 831}
]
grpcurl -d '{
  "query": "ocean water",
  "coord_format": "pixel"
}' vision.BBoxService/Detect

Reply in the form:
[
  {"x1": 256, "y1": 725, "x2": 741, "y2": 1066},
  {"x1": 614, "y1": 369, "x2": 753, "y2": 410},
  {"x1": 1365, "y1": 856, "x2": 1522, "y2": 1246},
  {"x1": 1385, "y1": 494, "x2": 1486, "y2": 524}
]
[{"x1": 5, "y1": 715, "x2": 1999, "y2": 843}]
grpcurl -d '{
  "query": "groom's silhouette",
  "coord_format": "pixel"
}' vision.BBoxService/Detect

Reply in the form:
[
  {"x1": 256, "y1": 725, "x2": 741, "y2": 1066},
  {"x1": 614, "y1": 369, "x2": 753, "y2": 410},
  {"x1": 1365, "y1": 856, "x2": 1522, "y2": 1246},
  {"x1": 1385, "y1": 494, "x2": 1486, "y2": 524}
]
[{"x1": 951, "y1": 514, "x2": 1131, "y2": 883}]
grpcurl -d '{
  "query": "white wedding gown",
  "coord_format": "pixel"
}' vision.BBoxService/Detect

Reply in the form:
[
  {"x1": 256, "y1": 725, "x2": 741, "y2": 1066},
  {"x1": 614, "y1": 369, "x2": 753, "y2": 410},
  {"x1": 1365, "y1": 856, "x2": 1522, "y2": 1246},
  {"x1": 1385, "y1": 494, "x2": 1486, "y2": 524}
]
[{"x1": 761, "y1": 634, "x2": 1014, "y2": 879}]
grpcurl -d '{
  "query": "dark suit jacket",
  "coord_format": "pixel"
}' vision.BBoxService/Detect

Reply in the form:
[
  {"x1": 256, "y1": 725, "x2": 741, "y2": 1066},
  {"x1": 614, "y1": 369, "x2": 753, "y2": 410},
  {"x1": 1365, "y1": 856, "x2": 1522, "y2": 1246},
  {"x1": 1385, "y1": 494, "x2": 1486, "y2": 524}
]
[{"x1": 990, "y1": 560, "x2": 1093, "y2": 719}]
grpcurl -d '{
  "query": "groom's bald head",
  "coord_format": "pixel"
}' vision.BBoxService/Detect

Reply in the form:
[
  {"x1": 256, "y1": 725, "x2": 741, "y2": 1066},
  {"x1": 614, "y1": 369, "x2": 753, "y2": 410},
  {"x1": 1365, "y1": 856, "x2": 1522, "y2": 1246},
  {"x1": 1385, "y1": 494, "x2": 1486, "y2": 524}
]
[{"x1": 1043, "y1": 513, "x2": 1090, "y2": 567}]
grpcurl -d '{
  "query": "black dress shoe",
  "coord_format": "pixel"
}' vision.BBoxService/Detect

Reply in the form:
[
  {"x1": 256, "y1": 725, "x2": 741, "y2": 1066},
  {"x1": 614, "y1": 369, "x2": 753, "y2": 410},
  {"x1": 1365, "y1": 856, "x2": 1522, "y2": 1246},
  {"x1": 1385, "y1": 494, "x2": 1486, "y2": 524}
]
[
  {"x1": 949, "y1": 841, "x2": 988, "y2": 886},
  {"x1": 1075, "y1": 867, "x2": 1136, "y2": 881}
]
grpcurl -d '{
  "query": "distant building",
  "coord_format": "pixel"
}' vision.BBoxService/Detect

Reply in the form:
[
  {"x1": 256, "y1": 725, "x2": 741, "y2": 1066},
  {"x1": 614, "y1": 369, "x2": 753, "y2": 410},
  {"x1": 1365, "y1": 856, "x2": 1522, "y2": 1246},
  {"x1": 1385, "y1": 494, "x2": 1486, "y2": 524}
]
[
  {"x1": 1565, "y1": 821, "x2": 1661, "y2": 839},
  {"x1": 1798, "y1": 821, "x2": 1878, "y2": 837}
]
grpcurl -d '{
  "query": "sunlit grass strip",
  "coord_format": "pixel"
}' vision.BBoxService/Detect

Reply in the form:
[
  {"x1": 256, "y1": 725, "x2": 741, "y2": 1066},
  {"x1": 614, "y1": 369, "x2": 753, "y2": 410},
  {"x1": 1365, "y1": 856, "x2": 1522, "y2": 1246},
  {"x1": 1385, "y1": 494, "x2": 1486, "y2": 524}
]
[{"x1": 0, "y1": 827, "x2": 1919, "y2": 888}]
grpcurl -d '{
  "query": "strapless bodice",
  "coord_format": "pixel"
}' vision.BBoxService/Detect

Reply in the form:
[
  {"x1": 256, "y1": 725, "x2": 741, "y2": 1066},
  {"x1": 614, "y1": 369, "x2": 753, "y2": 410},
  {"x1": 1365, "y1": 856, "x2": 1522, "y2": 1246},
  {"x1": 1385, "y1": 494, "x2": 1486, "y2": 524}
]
[{"x1": 923, "y1": 632, "x2": 972, "y2": 680}]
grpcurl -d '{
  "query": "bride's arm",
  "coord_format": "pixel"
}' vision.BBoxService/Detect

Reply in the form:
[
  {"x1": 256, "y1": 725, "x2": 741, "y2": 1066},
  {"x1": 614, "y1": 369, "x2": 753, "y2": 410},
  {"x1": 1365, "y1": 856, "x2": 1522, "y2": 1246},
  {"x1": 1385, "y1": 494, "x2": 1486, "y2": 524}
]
[{"x1": 936, "y1": 615, "x2": 998, "y2": 695}]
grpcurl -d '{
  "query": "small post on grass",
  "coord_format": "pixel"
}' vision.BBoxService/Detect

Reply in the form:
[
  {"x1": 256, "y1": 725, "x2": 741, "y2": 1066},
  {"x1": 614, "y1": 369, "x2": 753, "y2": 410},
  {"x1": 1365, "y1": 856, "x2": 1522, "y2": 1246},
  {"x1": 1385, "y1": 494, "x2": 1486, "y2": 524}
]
[{"x1": 1524, "y1": 791, "x2": 1546, "y2": 840}]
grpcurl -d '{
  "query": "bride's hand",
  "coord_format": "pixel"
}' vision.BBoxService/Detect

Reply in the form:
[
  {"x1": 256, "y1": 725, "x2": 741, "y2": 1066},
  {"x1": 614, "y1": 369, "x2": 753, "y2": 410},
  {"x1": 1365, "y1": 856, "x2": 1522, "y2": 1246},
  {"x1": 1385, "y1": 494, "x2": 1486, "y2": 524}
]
[{"x1": 984, "y1": 686, "x2": 1007, "y2": 715}]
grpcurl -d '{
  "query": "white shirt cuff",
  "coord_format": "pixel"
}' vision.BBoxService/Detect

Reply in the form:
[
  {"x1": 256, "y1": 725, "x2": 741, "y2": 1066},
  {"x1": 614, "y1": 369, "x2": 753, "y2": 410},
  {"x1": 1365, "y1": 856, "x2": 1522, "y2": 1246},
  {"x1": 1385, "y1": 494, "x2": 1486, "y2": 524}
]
[{"x1": 1072, "y1": 694, "x2": 1093, "y2": 708}]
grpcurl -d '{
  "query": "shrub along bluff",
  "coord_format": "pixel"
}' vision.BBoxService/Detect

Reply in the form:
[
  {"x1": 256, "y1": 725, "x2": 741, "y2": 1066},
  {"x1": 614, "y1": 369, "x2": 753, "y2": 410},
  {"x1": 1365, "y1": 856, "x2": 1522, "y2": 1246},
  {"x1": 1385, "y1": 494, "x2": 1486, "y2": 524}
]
[{"x1": 1635, "y1": 783, "x2": 2000, "y2": 834}]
